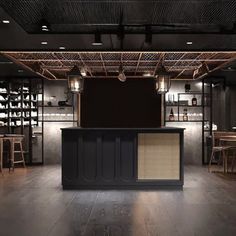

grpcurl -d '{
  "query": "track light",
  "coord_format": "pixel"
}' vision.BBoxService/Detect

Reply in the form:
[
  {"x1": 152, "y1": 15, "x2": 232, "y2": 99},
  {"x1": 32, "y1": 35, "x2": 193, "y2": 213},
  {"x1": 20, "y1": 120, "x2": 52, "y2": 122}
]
[
  {"x1": 92, "y1": 33, "x2": 102, "y2": 46},
  {"x1": 118, "y1": 64, "x2": 126, "y2": 82},
  {"x1": 80, "y1": 67, "x2": 87, "y2": 76},
  {"x1": 40, "y1": 19, "x2": 51, "y2": 32},
  {"x1": 145, "y1": 26, "x2": 152, "y2": 45}
]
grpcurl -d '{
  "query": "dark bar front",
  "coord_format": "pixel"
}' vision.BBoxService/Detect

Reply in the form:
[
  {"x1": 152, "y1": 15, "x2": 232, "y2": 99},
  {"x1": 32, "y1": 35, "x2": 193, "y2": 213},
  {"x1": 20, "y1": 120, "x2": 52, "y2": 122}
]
[{"x1": 61, "y1": 127, "x2": 184, "y2": 189}]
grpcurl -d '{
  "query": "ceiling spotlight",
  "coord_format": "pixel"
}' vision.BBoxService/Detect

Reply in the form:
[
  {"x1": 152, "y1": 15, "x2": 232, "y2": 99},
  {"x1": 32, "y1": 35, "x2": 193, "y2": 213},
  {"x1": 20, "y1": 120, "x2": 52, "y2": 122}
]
[
  {"x1": 80, "y1": 67, "x2": 87, "y2": 76},
  {"x1": 145, "y1": 26, "x2": 152, "y2": 45},
  {"x1": 92, "y1": 33, "x2": 102, "y2": 46},
  {"x1": 18, "y1": 69, "x2": 24, "y2": 73},
  {"x1": 67, "y1": 66, "x2": 84, "y2": 93},
  {"x1": 41, "y1": 41, "x2": 48, "y2": 45},
  {"x1": 59, "y1": 46, "x2": 66, "y2": 50},
  {"x1": 2, "y1": 20, "x2": 10, "y2": 24},
  {"x1": 143, "y1": 72, "x2": 152, "y2": 77},
  {"x1": 40, "y1": 19, "x2": 51, "y2": 32},
  {"x1": 186, "y1": 41, "x2": 193, "y2": 45},
  {"x1": 118, "y1": 64, "x2": 126, "y2": 82}
]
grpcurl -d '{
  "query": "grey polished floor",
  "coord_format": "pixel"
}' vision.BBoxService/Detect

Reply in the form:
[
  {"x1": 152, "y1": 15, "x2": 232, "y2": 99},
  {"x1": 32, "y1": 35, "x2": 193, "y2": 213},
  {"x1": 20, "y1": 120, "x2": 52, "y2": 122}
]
[{"x1": 0, "y1": 165, "x2": 236, "y2": 236}]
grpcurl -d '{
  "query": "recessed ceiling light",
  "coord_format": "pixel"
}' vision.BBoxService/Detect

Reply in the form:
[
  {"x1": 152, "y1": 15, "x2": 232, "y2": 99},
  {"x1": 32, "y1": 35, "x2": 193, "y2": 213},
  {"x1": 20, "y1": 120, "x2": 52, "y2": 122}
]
[
  {"x1": 41, "y1": 41, "x2": 48, "y2": 45},
  {"x1": 186, "y1": 41, "x2": 193, "y2": 45},
  {"x1": 59, "y1": 46, "x2": 66, "y2": 50},
  {"x1": 18, "y1": 69, "x2": 24, "y2": 73},
  {"x1": 92, "y1": 42, "x2": 103, "y2": 46},
  {"x1": 2, "y1": 20, "x2": 10, "y2": 24}
]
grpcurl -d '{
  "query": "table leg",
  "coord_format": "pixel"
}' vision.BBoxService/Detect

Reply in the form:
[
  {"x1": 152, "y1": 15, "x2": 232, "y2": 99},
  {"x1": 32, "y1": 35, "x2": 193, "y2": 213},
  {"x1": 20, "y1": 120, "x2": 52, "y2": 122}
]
[
  {"x1": 223, "y1": 150, "x2": 226, "y2": 174},
  {"x1": 9, "y1": 139, "x2": 14, "y2": 172}
]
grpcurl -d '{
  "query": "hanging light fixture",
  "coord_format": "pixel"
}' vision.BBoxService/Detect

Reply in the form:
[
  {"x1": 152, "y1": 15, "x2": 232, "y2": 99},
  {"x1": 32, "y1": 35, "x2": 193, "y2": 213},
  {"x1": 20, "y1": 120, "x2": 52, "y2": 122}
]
[
  {"x1": 118, "y1": 64, "x2": 126, "y2": 82},
  {"x1": 67, "y1": 66, "x2": 84, "y2": 93},
  {"x1": 155, "y1": 62, "x2": 171, "y2": 94}
]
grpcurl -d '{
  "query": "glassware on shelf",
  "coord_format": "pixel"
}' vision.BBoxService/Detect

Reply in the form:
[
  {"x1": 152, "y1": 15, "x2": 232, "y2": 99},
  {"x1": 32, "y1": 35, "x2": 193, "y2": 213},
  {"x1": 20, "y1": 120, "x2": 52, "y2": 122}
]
[{"x1": 183, "y1": 108, "x2": 188, "y2": 121}]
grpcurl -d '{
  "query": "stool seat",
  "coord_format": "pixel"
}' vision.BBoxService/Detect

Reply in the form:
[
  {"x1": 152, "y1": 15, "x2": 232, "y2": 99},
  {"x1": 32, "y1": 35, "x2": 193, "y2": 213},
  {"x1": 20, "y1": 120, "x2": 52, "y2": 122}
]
[{"x1": 4, "y1": 134, "x2": 24, "y2": 137}]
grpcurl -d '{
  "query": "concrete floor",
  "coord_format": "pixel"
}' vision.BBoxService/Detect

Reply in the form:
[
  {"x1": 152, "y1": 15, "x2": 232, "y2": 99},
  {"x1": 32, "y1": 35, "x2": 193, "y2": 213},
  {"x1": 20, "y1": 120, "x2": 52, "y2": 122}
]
[{"x1": 0, "y1": 165, "x2": 236, "y2": 236}]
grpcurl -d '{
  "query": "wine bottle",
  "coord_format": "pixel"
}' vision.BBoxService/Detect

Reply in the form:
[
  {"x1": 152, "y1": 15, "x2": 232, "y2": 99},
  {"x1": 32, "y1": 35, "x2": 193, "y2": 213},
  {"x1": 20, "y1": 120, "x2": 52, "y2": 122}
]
[
  {"x1": 192, "y1": 95, "x2": 197, "y2": 106},
  {"x1": 169, "y1": 108, "x2": 175, "y2": 121}
]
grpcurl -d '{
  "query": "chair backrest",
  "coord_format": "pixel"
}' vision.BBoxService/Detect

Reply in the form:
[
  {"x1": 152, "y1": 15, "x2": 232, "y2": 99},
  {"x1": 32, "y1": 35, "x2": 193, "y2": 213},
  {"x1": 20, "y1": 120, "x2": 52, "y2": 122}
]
[{"x1": 212, "y1": 131, "x2": 236, "y2": 147}]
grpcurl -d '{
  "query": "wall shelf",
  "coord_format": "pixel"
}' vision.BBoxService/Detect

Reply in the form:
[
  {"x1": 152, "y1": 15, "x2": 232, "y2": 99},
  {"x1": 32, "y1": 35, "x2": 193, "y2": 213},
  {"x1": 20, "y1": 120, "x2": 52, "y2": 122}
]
[{"x1": 164, "y1": 85, "x2": 212, "y2": 165}]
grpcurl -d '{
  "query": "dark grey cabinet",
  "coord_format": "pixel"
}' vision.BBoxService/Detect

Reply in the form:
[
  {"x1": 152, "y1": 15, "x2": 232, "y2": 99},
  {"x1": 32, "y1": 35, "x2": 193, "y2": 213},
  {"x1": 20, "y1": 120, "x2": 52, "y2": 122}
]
[{"x1": 62, "y1": 127, "x2": 184, "y2": 189}]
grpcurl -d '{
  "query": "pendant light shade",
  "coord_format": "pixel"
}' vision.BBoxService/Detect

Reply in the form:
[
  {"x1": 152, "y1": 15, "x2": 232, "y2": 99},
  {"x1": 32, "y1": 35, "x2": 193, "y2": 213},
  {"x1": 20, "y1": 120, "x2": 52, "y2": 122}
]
[
  {"x1": 118, "y1": 64, "x2": 126, "y2": 82},
  {"x1": 68, "y1": 66, "x2": 84, "y2": 93},
  {"x1": 155, "y1": 64, "x2": 171, "y2": 94}
]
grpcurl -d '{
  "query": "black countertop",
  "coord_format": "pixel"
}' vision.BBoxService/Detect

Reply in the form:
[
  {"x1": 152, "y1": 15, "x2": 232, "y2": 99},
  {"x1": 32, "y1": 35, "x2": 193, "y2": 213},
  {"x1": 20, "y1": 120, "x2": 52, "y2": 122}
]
[{"x1": 61, "y1": 127, "x2": 185, "y2": 131}]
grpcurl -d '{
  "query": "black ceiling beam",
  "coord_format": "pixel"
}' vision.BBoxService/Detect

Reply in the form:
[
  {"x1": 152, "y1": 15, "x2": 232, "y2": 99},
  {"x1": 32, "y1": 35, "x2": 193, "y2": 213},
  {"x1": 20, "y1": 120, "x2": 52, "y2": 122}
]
[{"x1": 30, "y1": 30, "x2": 236, "y2": 35}]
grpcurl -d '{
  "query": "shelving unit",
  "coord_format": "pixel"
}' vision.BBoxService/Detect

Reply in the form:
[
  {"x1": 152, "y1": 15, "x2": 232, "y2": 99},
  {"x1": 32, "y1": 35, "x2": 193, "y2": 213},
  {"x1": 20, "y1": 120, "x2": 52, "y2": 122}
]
[
  {"x1": 164, "y1": 81, "x2": 212, "y2": 165},
  {"x1": 165, "y1": 92, "x2": 210, "y2": 123},
  {"x1": 0, "y1": 78, "x2": 43, "y2": 165}
]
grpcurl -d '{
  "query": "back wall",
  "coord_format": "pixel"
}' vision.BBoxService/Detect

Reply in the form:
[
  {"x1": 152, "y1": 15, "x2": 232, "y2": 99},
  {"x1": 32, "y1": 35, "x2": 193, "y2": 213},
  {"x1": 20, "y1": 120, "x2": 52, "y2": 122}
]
[{"x1": 81, "y1": 78, "x2": 161, "y2": 128}]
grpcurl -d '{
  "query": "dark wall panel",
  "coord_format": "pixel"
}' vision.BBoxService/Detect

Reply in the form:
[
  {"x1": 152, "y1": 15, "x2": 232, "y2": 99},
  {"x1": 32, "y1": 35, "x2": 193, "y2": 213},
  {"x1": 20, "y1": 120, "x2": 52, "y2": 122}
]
[
  {"x1": 101, "y1": 134, "x2": 116, "y2": 181},
  {"x1": 81, "y1": 134, "x2": 97, "y2": 181},
  {"x1": 81, "y1": 78, "x2": 161, "y2": 128}
]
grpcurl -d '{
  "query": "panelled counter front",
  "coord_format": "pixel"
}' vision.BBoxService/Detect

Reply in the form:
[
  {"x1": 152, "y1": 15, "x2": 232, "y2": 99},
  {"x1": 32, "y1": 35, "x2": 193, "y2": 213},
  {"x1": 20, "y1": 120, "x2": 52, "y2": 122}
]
[{"x1": 61, "y1": 127, "x2": 184, "y2": 189}]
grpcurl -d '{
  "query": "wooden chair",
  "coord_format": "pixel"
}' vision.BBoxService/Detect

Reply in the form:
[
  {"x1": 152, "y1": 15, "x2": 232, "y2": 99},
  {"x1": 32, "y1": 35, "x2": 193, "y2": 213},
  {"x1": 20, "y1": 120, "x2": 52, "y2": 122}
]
[
  {"x1": 208, "y1": 132, "x2": 233, "y2": 173},
  {"x1": 4, "y1": 134, "x2": 26, "y2": 171}
]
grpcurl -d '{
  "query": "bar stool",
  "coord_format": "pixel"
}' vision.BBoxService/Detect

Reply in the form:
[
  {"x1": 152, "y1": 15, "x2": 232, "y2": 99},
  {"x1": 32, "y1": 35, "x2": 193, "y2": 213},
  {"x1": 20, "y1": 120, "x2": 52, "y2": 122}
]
[
  {"x1": 4, "y1": 134, "x2": 26, "y2": 171},
  {"x1": 0, "y1": 135, "x2": 4, "y2": 174}
]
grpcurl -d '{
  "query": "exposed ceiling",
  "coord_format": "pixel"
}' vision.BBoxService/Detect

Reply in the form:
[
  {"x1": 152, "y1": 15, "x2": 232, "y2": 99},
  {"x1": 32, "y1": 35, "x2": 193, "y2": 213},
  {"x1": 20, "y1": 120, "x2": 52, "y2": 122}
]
[
  {"x1": 1, "y1": 0, "x2": 236, "y2": 34},
  {"x1": 2, "y1": 51, "x2": 236, "y2": 80},
  {"x1": 0, "y1": 1, "x2": 236, "y2": 81}
]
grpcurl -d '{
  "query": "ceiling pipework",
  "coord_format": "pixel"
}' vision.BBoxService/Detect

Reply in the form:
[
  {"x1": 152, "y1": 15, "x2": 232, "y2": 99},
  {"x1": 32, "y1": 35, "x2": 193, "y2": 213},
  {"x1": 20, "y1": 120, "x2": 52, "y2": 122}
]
[{"x1": 1, "y1": 51, "x2": 236, "y2": 80}]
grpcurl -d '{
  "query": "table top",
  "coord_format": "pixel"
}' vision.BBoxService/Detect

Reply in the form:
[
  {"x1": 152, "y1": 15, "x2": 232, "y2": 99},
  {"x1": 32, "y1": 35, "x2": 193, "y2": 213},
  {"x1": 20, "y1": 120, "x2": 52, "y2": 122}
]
[
  {"x1": 220, "y1": 137, "x2": 236, "y2": 142},
  {"x1": 215, "y1": 135, "x2": 236, "y2": 140}
]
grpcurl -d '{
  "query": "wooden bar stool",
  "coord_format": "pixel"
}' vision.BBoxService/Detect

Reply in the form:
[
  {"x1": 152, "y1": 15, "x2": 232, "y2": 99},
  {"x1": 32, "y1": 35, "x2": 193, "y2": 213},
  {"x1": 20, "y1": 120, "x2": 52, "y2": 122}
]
[
  {"x1": 4, "y1": 134, "x2": 26, "y2": 171},
  {"x1": 0, "y1": 135, "x2": 4, "y2": 174}
]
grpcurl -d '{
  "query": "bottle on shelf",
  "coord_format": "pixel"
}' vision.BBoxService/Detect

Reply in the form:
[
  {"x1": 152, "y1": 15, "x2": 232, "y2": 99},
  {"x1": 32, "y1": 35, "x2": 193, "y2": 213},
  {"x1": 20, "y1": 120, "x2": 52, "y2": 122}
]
[
  {"x1": 183, "y1": 108, "x2": 188, "y2": 121},
  {"x1": 192, "y1": 95, "x2": 197, "y2": 106},
  {"x1": 169, "y1": 108, "x2": 175, "y2": 121}
]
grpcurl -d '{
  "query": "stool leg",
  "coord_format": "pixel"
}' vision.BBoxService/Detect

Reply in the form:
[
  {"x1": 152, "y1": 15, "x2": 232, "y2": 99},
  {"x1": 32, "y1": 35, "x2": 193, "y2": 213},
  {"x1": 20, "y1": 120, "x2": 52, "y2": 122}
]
[
  {"x1": 0, "y1": 140, "x2": 3, "y2": 174},
  {"x1": 9, "y1": 140, "x2": 14, "y2": 172},
  {"x1": 20, "y1": 141, "x2": 25, "y2": 168}
]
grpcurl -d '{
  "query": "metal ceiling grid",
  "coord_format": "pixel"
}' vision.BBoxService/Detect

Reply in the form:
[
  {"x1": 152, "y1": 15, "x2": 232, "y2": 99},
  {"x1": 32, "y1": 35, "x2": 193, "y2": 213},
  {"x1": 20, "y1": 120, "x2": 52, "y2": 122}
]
[{"x1": 2, "y1": 51, "x2": 236, "y2": 80}]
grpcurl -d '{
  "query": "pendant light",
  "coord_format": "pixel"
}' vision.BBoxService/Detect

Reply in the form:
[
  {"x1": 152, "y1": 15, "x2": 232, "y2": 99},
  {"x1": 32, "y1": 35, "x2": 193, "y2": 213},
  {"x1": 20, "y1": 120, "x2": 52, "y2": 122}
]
[
  {"x1": 155, "y1": 60, "x2": 171, "y2": 94},
  {"x1": 118, "y1": 54, "x2": 126, "y2": 82},
  {"x1": 118, "y1": 64, "x2": 126, "y2": 82},
  {"x1": 67, "y1": 66, "x2": 84, "y2": 93}
]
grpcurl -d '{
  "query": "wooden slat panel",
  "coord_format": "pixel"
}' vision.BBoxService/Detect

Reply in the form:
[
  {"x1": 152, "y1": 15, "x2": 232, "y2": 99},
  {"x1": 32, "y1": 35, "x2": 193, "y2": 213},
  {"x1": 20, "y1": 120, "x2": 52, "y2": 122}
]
[{"x1": 138, "y1": 133, "x2": 180, "y2": 180}]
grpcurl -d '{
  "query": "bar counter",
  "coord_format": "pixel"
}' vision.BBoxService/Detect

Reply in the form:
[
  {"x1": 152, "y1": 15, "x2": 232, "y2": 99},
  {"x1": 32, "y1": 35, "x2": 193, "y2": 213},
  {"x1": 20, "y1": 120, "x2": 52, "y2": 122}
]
[{"x1": 61, "y1": 127, "x2": 184, "y2": 189}]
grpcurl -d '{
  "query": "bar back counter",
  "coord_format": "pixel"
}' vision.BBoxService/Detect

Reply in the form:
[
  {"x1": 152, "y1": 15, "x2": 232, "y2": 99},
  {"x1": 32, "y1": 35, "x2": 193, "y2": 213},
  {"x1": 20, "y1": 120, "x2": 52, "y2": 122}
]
[{"x1": 61, "y1": 127, "x2": 184, "y2": 189}]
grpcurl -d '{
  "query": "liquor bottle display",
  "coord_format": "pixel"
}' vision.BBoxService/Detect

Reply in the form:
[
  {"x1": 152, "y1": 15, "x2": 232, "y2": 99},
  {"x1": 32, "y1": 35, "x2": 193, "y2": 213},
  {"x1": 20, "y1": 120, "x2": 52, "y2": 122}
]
[
  {"x1": 192, "y1": 95, "x2": 197, "y2": 106},
  {"x1": 169, "y1": 108, "x2": 175, "y2": 121},
  {"x1": 183, "y1": 108, "x2": 188, "y2": 121}
]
